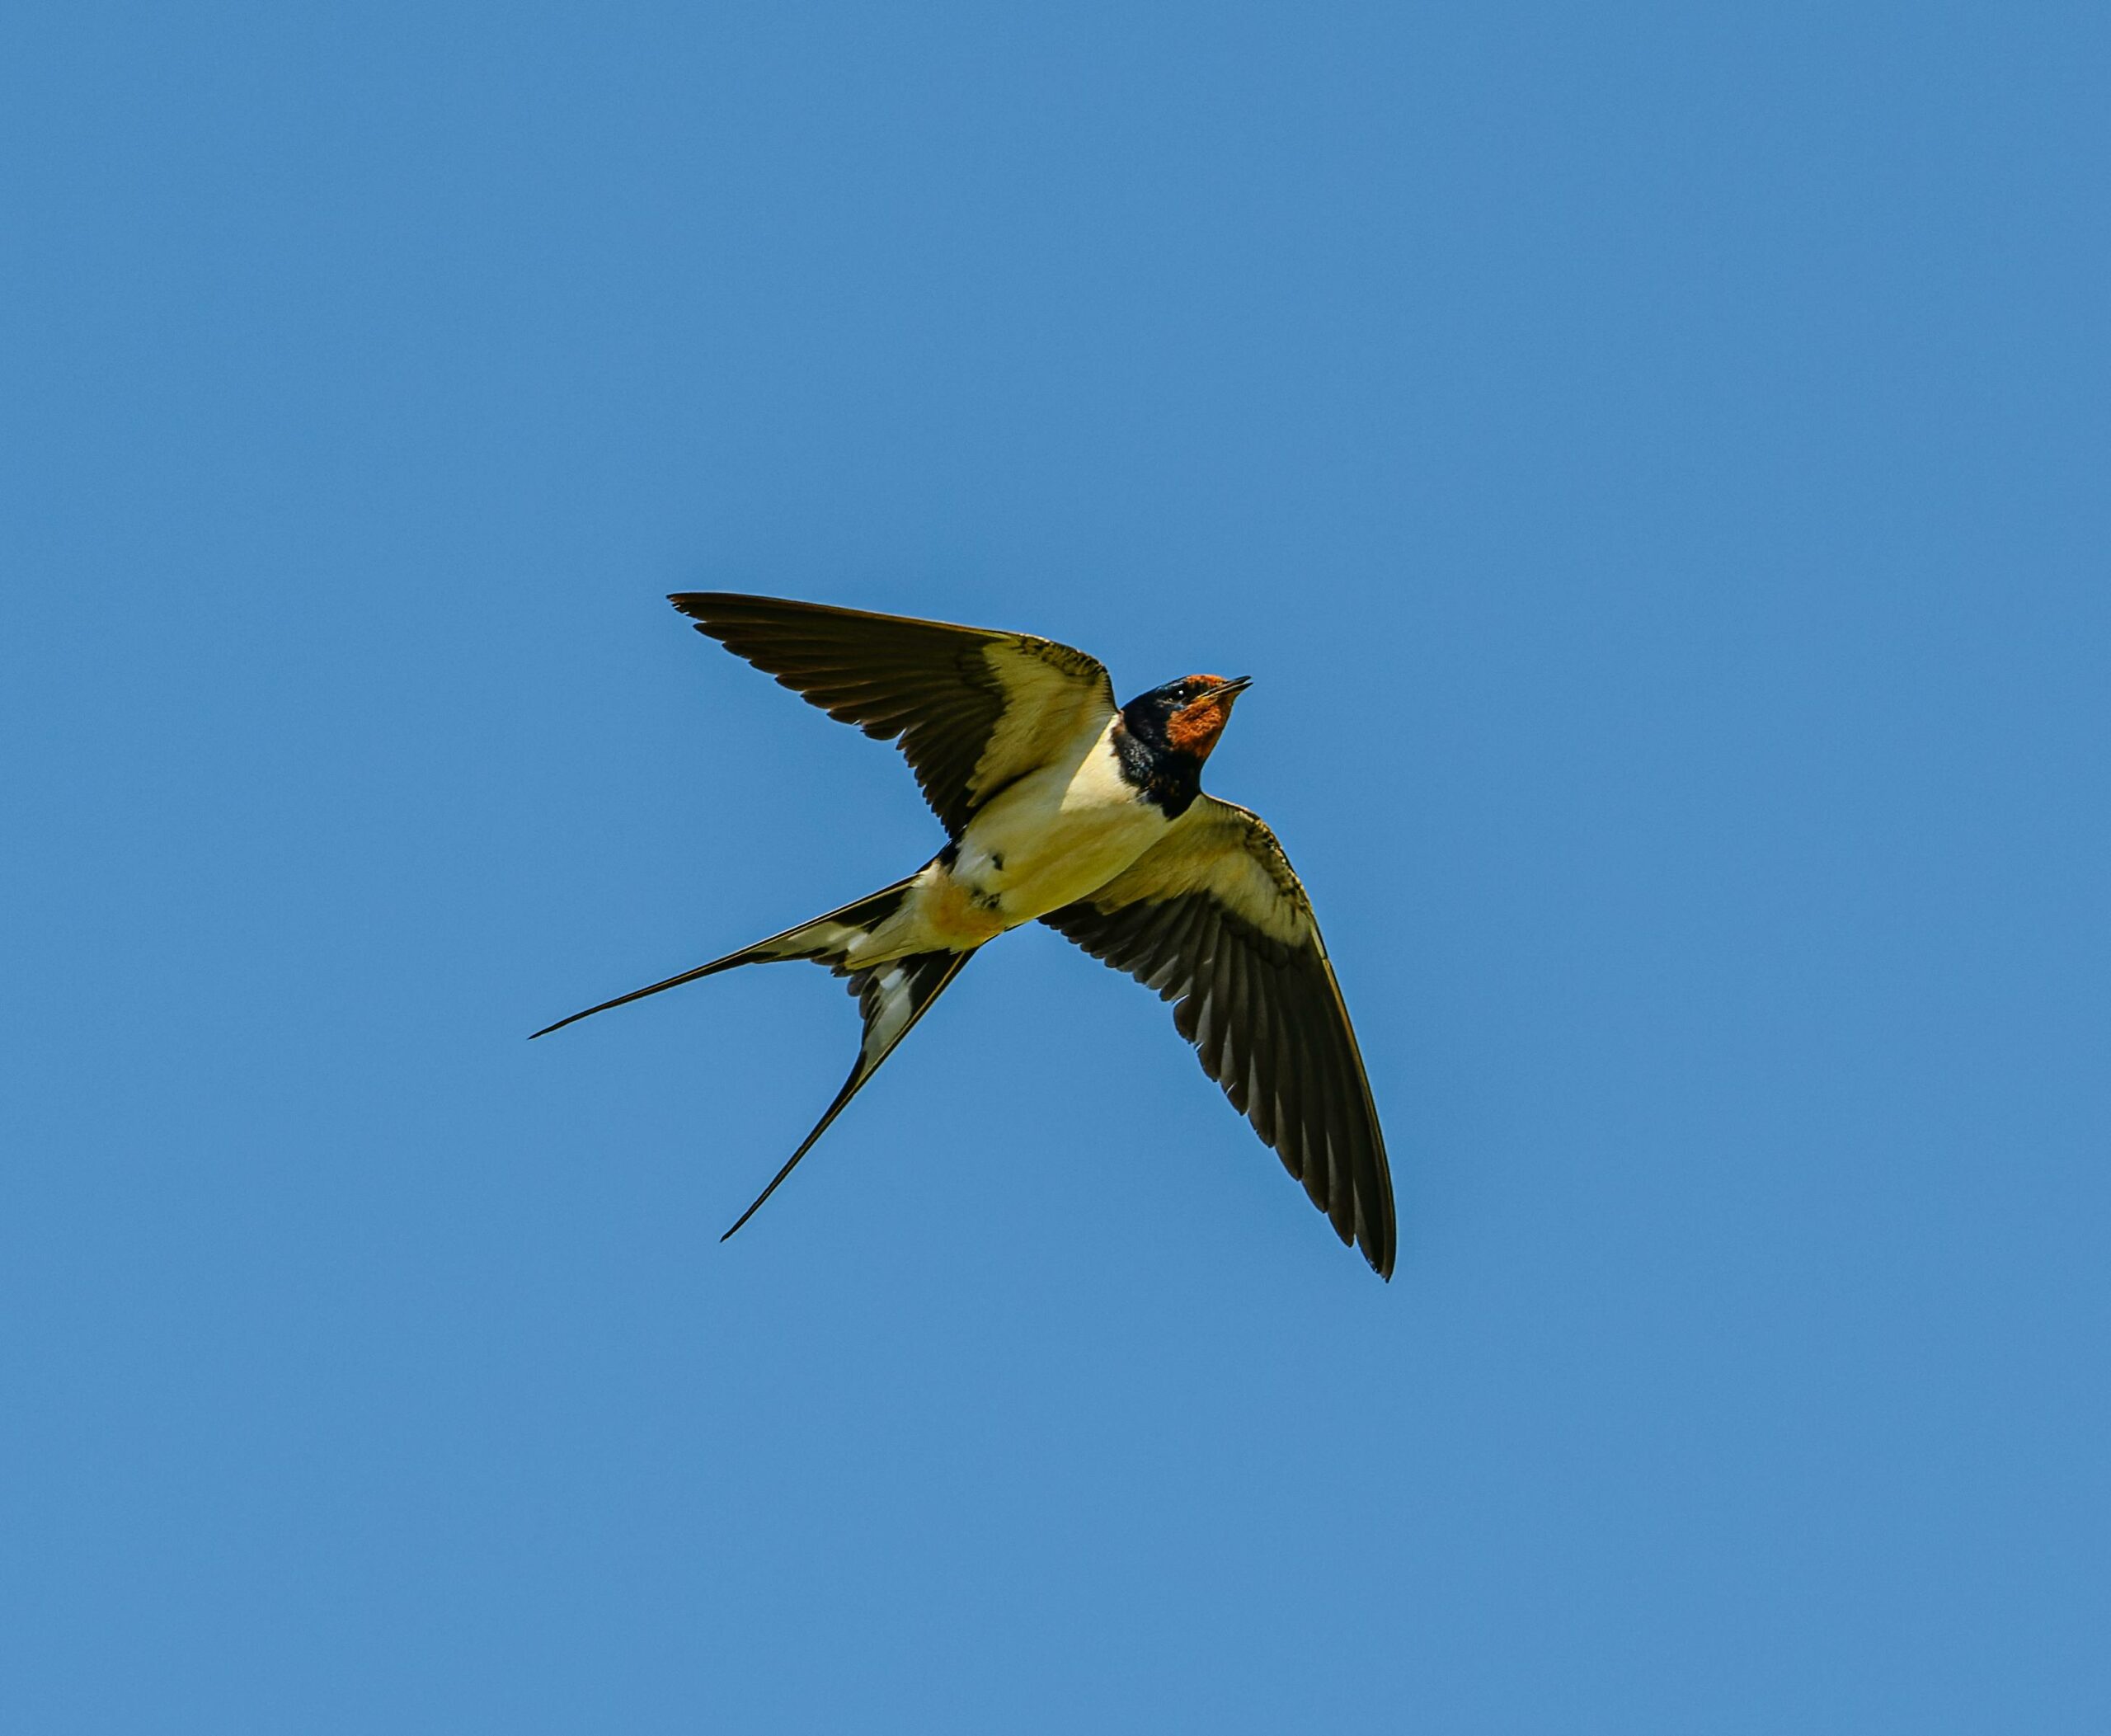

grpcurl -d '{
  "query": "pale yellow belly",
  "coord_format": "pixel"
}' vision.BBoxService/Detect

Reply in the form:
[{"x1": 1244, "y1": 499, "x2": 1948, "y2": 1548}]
[{"x1": 896, "y1": 727, "x2": 1168, "y2": 950}]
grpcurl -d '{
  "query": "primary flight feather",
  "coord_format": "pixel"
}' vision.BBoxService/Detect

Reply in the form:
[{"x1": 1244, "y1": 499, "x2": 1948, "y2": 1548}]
[{"x1": 534, "y1": 594, "x2": 1396, "y2": 1278}]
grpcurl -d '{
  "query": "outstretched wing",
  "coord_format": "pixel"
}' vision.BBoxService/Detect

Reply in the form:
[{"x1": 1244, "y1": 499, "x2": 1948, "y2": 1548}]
[
  {"x1": 670, "y1": 593, "x2": 1118, "y2": 839},
  {"x1": 1041, "y1": 796, "x2": 1396, "y2": 1278}
]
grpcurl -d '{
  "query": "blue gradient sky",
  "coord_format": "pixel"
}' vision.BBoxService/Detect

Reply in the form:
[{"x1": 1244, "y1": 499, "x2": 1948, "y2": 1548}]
[{"x1": 5, "y1": 2, "x2": 2107, "y2": 1729}]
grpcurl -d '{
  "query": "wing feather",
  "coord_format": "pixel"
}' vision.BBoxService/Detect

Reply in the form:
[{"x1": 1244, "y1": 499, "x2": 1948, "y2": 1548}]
[
  {"x1": 670, "y1": 593, "x2": 1118, "y2": 837},
  {"x1": 1043, "y1": 795, "x2": 1396, "y2": 1278}
]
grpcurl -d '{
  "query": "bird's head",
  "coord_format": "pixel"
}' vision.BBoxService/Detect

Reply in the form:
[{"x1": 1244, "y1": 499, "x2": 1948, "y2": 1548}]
[{"x1": 1122, "y1": 673, "x2": 1253, "y2": 763}]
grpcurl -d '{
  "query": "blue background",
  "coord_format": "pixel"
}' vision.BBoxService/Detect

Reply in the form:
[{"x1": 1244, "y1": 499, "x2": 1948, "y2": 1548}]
[{"x1": 5, "y1": 2, "x2": 2107, "y2": 1729}]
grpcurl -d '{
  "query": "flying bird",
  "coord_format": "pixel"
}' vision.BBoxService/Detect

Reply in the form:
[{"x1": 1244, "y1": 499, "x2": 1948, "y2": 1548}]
[{"x1": 535, "y1": 594, "x2": 1396, "y2": 1277}]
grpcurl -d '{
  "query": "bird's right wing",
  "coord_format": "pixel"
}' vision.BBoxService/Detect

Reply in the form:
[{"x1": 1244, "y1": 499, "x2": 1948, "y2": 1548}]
[
  {"x1": 1041, "y1": 796, "x2": 1396, "y2": 1278},
  {"x1": 670, "y1": 593, "x2": 1118, "y2": 839}
]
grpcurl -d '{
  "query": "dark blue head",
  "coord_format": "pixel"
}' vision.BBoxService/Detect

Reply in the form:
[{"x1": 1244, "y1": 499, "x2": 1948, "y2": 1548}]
[{"x1": 1121, "y1": 673, "x2": 1253, "y2": 763}]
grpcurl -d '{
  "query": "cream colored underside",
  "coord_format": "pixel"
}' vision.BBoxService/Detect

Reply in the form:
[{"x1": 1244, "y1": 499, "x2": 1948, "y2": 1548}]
[{"x1": 860, "y1": 716, "x2": 1171, "y2": 962}]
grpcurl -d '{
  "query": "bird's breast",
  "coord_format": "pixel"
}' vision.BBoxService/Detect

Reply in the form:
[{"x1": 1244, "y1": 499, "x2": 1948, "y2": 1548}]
[{"x1": 946, "y1": 726, "x2": 1170, "y2": 925}]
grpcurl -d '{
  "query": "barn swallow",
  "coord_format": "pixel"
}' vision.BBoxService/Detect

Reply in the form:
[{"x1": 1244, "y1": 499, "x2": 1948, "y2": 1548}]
[{"x1": 535, "y1": 594, "x2": 1396, "y2": 1277}]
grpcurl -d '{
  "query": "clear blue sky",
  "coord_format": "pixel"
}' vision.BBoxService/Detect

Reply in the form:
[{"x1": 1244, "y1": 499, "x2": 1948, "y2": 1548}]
[{"x1": 4, "y1": 2, "x2": 2106, "y2": 1729}]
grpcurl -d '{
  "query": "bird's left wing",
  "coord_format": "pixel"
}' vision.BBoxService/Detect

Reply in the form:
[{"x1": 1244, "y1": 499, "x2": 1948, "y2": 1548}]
[
  {"x1": 1041, "y1": 795, "x2": 1396, "y2": 1278},
  {"x1": 670, "y1": 593, "x2": 1117, "y2": 839}
]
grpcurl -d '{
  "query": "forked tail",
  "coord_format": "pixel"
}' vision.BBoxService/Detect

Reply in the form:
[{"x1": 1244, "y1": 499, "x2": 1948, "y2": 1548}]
[
  {"x1": 717, "y1": 947, "x2": 971, "y2": 1240},
  {"x1": 529, "y1": 877, "x2": 919, "y2": 1039},
  {"x1": 531, "y1": 875, "x2": 976, "y2": 1239}
]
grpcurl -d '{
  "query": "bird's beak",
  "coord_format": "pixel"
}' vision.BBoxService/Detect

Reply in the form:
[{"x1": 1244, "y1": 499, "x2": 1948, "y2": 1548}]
[{"x1": 1210, "y1": 676, "x2": 1253, "y2": 703}]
